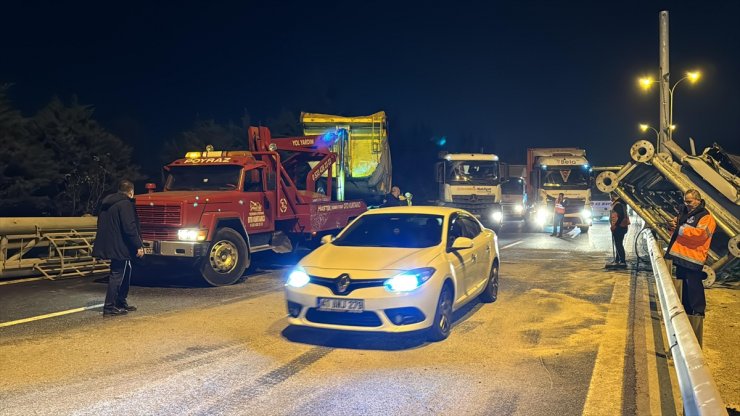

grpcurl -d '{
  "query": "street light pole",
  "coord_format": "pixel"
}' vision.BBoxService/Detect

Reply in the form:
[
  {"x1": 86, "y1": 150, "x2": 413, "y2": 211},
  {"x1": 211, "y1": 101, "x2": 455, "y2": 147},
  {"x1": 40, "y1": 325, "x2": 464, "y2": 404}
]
[
  {"x1": 668, "y1": 73, "x2": 700, "y2": 141},
  {"x1": 659, "y1": 11, "x2": 671, "y2": 154}
]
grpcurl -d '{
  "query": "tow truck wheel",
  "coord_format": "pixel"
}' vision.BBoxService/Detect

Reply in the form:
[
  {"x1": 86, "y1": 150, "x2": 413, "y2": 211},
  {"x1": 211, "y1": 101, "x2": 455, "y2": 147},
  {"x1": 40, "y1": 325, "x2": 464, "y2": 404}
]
[
  {"x1": 200, "y1": 227, "x2": 250, "y2": 286},
  {"x1": 579, "y1": 226, "x2": 590, "y2": 233}
]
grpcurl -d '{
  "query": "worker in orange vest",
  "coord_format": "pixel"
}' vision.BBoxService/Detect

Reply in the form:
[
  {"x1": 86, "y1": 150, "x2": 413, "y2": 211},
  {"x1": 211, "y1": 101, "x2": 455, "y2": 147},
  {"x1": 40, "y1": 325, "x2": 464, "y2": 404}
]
[
  {"x1": 550, "y1": 193, "x2": 566, "y2": 237},
  {"x1": 666, "y1": 189, "x2": 716, "y2": 346}
]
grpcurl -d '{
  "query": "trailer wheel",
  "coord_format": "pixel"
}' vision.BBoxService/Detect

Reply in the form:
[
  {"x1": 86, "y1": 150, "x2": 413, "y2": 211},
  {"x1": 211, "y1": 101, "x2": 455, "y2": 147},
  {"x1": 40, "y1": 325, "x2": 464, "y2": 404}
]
[{"x1": 200, "y1": 227, "x2": 250, "y2": 286}]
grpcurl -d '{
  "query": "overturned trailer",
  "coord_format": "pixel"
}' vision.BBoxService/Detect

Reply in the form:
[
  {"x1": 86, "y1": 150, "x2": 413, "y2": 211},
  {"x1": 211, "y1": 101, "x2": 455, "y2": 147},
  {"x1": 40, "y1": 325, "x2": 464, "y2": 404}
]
[{"x1": 595, "y1": 140, "x2": 739, "y2": 285}]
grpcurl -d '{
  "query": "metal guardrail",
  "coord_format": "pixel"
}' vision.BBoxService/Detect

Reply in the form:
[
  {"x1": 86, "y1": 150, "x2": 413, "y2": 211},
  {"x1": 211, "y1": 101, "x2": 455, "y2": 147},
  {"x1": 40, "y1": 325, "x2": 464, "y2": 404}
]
[
  {"x1": 0, "y1": 217, "x2": 108, "y2": 280},
  {"x1": 644, "y1": 231, "x2": 728, "y2": 416}
]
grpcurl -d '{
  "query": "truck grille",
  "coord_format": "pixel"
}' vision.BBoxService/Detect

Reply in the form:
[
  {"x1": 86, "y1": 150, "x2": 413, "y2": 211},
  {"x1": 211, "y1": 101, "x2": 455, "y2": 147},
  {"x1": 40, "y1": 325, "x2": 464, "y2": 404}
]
[
  {"x1": 565, "y1": 201, "x2": 585, "y2": 215},
  {"x1": 452, "y1": 195, "x2": 496, "y2": 204},
  {"x1": 140, "y1": 227, "x2": 179, "y2": 241},
  {"x1": 137, "y1": 204, "x2": 182, "y2": 225}
]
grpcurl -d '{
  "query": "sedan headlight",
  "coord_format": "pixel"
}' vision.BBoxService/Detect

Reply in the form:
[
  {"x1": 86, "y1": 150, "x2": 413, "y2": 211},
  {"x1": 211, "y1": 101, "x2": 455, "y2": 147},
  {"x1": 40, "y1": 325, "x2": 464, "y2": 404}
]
[
  {"x1": 491, "y1": 211, "x2": 503, "y2": 222},
  {"x1": 178, "y1": 229, "x2": 208, "y2": 241},
  {"x1": 514, "y1": 204, "x2": 524, "y2": 214},
  {"x1": 384, "y1": 267, "x2": 436, "y2": 292},
  {"x1": 286, "y1": 268, "x2": 310, "y2": 288},
  {"x1": 581, "y1": 209, "x2": 592, "y2": 219}
]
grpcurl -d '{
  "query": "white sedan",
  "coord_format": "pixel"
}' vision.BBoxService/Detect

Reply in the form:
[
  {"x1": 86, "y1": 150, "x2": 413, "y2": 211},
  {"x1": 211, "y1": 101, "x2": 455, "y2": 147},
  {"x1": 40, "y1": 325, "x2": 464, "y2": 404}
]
[{"x1": 284, "y1": 206, "x2": 500, "y2": 341}]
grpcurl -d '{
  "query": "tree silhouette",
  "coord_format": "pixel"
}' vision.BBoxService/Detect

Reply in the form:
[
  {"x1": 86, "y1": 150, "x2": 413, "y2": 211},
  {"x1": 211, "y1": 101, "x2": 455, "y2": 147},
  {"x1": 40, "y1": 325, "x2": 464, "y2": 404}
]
[
  {"x1": 0, "y1": 85, "x2": 58, "y2": 215},
  {"x1": 33, "y1": 96, "x2": 141, "y2": 215}
]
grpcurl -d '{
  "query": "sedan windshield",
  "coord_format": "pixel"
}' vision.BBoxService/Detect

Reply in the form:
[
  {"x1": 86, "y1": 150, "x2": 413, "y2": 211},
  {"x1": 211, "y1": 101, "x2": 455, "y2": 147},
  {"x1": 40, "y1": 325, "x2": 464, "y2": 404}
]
[
  {"x1": 333, "y1": 214, "x2": 444, "y2": 248},
  {"x1": 166, "y1": 165, "x2": 242, "y2": 191}
]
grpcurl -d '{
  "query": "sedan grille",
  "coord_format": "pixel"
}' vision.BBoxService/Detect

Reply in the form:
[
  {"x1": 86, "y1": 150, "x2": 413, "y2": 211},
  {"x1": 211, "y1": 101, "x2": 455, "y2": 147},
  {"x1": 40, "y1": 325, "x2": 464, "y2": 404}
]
[
  {"x1": 305, "y1": 308, "x2": 382, "y2": 327},
  {"x1": 310, "y1": 276, "x2": 386, "y2": 296}
]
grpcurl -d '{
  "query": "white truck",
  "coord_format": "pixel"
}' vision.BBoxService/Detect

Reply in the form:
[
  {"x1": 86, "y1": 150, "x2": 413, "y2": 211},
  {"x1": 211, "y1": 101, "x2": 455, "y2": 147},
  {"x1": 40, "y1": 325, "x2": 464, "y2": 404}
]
[
  {"x1": 526, "y1": 148, "x2": 593, "y2": 233},
  {"x1": 435, "y1": 153, "x2": 504, "y2": 230}
]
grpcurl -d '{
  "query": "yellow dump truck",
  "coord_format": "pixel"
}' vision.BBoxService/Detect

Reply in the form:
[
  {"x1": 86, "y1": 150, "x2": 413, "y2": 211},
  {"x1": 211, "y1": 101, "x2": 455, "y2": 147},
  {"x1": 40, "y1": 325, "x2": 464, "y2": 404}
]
[{"x1": 301, "y1": 111, "x2": 392, "y2": 204}]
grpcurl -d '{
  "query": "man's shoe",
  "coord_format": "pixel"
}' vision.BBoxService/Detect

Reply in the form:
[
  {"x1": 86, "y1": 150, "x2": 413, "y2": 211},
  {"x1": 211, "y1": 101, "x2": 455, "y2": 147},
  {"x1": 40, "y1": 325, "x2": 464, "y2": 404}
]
[
  {"x1": 103, "y1": 307, "x2": 128, "y2": 317},
  {"x1": 118, "y1": 304, "x2": 137, "y2": 312},
  {"x1": 616, "y1": 262, "x2": 628, "y2": 269},
  {"x1": 557, "y1": 234, "x2": 563, "y2": 237},
  {"x1": 550, "y1": 234, "x2": 556, "y2": 237}
]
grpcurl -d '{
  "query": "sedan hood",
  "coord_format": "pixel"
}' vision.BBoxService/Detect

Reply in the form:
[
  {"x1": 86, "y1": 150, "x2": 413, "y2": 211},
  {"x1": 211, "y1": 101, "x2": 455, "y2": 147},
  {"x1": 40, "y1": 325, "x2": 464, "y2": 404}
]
[{"x1": 299, "y1": 244, "x2": 441, "y2": 272}]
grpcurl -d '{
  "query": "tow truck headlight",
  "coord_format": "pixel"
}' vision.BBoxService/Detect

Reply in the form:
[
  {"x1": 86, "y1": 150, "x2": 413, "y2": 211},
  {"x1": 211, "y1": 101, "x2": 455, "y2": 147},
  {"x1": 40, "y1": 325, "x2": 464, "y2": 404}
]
[
  {"x1": 286, "y1": 268, "x2": 310, "y2": 288},
  {"x1": 178, "y1": 229, "x2": 208, "y2": 241},
  {"x1": 384, "y1": 268, "x2": 435, "y2": 292},
  {"x1": 514, "y1": 204, "x2": 524, "y2": 214},
  {"x1": 581, "y1": 209, "x2": 592, "y2": 219},
  {"x1": 491, "y1": 211, "x2": 503, "y2": 222}
]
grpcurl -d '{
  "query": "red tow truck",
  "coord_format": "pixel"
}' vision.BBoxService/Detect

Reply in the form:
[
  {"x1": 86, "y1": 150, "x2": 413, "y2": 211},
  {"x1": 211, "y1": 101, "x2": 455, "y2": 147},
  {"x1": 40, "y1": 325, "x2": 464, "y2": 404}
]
[{"x1": 136, "y1": 126, "x2": 367, "y2": 286}]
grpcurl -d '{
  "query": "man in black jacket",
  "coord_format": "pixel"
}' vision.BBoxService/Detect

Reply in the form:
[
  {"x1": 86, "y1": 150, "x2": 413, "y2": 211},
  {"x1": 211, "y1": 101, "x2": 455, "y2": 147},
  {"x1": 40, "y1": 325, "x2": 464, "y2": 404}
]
[
  {"x1": 607, "y1": 193, "x2": 630, "y2": 268},
  {"x1": 92, "y1": 180, "x2": 144, "y2": 317},
  {"x1": 382, "y1": 186, "x2": 404, "y2": 207}
]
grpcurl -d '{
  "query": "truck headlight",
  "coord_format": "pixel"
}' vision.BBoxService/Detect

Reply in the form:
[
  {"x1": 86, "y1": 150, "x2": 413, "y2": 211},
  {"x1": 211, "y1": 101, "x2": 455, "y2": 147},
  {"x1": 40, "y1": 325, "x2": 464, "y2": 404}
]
[
  {"x1": 581, "y1": 209, "x2": 592, "y2": 219},
  {"x1": 491, "y1": 211, "x2": 503, "y2": 222},
  {"x1": 536, "y1": 210, "x2": 548, "y2": 225},
  {"x1": 178, "y1": 229, "x2": 208, "y2": 241}
]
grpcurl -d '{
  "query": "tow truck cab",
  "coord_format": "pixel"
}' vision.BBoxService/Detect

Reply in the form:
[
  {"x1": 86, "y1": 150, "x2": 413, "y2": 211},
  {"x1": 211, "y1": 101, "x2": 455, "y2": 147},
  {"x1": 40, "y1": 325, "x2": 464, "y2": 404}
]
[{"x1": 136, "y1": 126, "x2": 366, "y2": 286}]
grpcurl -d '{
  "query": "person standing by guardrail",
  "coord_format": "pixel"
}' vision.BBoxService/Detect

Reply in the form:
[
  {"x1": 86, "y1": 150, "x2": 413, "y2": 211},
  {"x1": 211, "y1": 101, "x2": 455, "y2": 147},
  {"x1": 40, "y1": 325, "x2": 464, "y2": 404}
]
[
  {"x1": 665, "y1": 189, "x2": 716, "y2": 346},
  {"x1": 92, "y1": 180, "x2": 144, "y2": 317},
  {"x1": 607, "y1": 193, "x2": 630, "y2": 268}
]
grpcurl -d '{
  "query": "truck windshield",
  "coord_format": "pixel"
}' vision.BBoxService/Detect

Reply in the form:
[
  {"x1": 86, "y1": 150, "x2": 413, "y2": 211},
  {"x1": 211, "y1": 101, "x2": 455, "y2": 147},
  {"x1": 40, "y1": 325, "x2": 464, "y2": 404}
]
[
  {"x1": 542, "y1": 168, "x2": 590, "y2": 189},
  {"x1": 332, "y1": 214, "x2": 443, "y2": 248},
  {"x1": 166, "y1": 165, "x2": 243, "y2": 191},
  {"x1": 446, "y1": 161, "x2": 499, "y2": 185},
  {"x1": 502, "y1": 178, "x2": 524, "y2": 194}
]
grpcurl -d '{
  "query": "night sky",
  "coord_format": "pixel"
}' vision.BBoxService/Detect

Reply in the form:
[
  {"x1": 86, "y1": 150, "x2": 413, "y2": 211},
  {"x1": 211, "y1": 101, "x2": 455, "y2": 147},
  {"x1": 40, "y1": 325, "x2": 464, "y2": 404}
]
[{"x1": 2, "y1": 1, "x2": 739, "y2": 174}]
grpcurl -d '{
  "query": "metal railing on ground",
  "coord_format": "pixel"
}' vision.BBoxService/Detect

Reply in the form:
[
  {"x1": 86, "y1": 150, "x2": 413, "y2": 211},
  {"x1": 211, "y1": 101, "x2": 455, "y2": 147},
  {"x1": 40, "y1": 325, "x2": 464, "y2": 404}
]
[
  {"x1": 644, "y1": 231, "x2": 728, "y2": 416},
  {"x1": 0, "y1": 217, "x2": 108, "y2": 280}
]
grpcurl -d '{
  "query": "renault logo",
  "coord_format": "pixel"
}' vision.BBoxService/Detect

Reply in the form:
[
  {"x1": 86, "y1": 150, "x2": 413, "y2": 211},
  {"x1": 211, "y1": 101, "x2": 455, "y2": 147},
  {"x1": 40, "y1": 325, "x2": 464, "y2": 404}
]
[{"x1": 336, "y1": 273, "x2": 351, "y2": 293}]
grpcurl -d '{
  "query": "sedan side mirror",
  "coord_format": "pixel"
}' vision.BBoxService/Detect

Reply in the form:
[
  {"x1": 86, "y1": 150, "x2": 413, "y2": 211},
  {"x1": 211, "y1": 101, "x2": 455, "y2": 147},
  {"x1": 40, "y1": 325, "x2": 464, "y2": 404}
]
[
  {"x1": 450, "y1": 236, "x2": 474, "y2": 250},
  {"x1": 320, "y1": 235, "x2": 334, "y2": 245}
]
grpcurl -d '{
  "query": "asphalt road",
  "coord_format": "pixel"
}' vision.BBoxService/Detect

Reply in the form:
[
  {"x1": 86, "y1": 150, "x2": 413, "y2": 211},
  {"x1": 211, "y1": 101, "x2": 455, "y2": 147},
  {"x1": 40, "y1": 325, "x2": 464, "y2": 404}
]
[{"x1": 0, "y1": 221, "x2": 683, "y2": 415}]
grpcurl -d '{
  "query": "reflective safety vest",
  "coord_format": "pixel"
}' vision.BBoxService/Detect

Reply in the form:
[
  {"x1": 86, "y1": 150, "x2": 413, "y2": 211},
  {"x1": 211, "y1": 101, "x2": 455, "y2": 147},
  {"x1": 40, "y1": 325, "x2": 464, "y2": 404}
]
[
  {"x1": 666, "y1": 204, "x2": 716, "y2": 271},
  {"x1": 554, "y1": 201, "x2": 565, "y2": 214}
]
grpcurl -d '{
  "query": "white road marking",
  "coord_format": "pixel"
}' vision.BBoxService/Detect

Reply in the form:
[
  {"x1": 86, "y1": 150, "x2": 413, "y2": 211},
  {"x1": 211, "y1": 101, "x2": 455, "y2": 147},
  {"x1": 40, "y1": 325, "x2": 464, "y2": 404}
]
[
  {"x1": 501, "y1": 240, "x2": 524, "y2": 249},
  {"x1": 0, "y1": 303, "x2": 104, "y2": 328},
  {"x1": 0, "y1": 277, "x2": 46, "y2": 286}
]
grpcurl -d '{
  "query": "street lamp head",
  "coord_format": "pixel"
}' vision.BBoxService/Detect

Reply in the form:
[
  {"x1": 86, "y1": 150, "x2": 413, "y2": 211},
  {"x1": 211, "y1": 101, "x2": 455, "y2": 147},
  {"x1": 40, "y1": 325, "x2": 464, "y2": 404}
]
[
  {"x1": 639, "y1": 124, "x2": 649, "y2": 132},
  {"x1": 639, "y1": 77, "x2": 654, "y2": 90},
  {"x1": 687, "y1": 71, "x2": 701, "y2": 83},
  {"x1": 670, "y1": 124, "x2": 677, "y2": 131}
]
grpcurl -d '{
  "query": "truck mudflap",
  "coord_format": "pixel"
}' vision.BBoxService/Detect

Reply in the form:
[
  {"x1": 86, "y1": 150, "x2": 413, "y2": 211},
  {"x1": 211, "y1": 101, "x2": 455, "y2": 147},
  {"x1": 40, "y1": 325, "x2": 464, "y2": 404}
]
[{"x1": 142, "y1": 240, "x2": 209, "y2": 257}]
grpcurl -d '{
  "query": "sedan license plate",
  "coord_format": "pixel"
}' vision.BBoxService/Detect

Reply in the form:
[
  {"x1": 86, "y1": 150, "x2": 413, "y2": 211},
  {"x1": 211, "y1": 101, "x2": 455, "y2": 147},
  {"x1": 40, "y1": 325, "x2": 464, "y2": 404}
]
[
  {"x1": 143, "y1": 247, "x2": 153, "y2": 255},
  {"x1": 317, "y1": 298, "x2": 365, "y2": 313}
]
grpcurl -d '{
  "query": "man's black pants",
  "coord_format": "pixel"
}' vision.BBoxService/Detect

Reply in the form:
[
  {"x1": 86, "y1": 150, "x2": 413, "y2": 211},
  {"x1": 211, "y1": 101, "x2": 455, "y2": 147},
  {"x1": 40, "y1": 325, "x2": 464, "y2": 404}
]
[
  {"x1": 612, "y1": 227, "x2": 627, "y2": 263},
  {"x1": 104, "y1": 259, "x2": 132, "y2": 312},
  {"x1": 676, "y1": 266, "x2": 706, "y2": 316}
]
